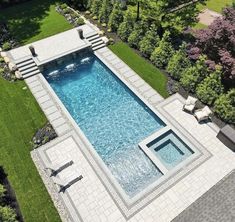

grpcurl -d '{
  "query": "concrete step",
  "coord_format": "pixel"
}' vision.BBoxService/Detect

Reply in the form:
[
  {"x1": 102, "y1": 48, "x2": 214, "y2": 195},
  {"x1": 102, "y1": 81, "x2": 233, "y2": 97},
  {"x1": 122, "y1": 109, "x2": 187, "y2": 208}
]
[
  {"x1": 21, "y1": 66, "x2": 38, "y2": 75},
  {"x1": 86, "y1": 33, "x2": 99, "y2": 39},
  {"x1": 92, "y1": 40, "x2": 104, "y2": 48},
  {"x1": 17, "y1": 59, "x2": 34, "y2": 68},
  {"x1": 90, "y1": 38, "x2": 103, "y2": 45},
  {"x1": 93, "y1": 43, "x2": 106, "y2": 51},
  {"x1": 18, "y1": 62, "x2": 36, "y2": 71},
  {"x1": 16, "y1": 57, "x2": 32, "y2": 65},
  {"x1": 87, "y1": 34, "x2": 100, "y2": 41},
  {"x1": 22, "y1": 70, "x2": 40, "y2": 78}
]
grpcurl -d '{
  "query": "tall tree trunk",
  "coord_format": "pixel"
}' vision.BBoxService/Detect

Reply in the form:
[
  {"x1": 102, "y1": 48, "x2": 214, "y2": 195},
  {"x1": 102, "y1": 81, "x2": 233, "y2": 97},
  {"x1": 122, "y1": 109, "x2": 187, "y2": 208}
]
[{"x1": 136, "y1": 1, "x2": 140, "y2": 21}]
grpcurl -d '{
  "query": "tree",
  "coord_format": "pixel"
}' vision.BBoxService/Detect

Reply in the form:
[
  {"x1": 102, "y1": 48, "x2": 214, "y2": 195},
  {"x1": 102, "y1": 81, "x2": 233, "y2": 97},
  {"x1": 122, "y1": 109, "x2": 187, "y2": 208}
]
[
  {"x1": 139, "y1": 24, "x2": 160, "y2": 58},
  {"x1": 150, "y1": 31, "x2": 174, "y2": 68},
  {"x1": 117, "y1": 10, "x2": 134, "y2": 41},
  {"x1": 167, "y1": 43, "x2": 191, "y2": 80},
  {"x1": 180, "y1": 55, "x2": 208, "y2": 92},
  {"x1": 214, "y1": 89, "x2": 235, "y2": 124},
  {"x1": 128, "y1": 20, "x2": 148, "y2": 48},
  {"x1": 131, "y1": 0, "x2": 206, "y2": 35},
  {"x1": 196, "y1": 66, "x2": 224, "y2": 105},
  {"x1": 195, "y1": 7, "x2": 235, "y2": 83},
  {"x1": 90, "y1": 0, "x2": 101, "y2": 16},
  {"x1": 99, "y1": 0, "x2": 112, "y2": 23},
  {"x1": 108, "y1": 3, "x2": 123, "y2": 32},
  {"x1": 0, "y1": 206, "x2": 17, "y2": 222}
]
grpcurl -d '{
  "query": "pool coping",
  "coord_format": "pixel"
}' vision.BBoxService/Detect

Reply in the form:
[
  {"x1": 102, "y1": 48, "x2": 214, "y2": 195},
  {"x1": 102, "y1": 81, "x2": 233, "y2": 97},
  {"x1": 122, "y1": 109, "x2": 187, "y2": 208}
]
[{"x1": 27, "y1": 47, "x2": 212, "y2": 220}]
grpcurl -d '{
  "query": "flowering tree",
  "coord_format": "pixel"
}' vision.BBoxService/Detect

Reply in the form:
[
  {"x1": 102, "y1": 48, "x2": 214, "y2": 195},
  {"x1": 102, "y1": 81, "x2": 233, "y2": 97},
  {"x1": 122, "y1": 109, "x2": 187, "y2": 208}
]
[{"x1": 194, "y1": 7, "x2": 235, "y2": 84}]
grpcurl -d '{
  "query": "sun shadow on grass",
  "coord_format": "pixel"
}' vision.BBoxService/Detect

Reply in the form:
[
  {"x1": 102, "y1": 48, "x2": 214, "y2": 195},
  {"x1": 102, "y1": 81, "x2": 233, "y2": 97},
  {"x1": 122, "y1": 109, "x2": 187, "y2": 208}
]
[{"x1": 0, "y1": 0, "x2": 68, "y2": 44}]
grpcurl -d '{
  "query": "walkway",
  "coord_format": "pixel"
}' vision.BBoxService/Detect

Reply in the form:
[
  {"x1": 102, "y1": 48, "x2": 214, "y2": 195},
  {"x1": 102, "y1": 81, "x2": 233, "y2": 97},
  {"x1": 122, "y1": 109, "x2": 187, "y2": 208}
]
[
  {"x1": 172, "y1": 170, "x2": 235, "y2": 222},
  {"x1": 198, "y1": 9, "x2": 222, "y2": 26}
]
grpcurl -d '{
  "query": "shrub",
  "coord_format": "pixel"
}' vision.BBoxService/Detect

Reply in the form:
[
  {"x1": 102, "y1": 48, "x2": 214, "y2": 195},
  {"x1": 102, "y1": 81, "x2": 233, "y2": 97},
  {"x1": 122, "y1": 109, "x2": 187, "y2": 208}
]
[
  {"x1": 117, "y1": 10, "x2": 134, "y2": 41},
  {"x1": 108, "y1": 38, "x2": 115, "y2": 45},
  {"x1": 0, "y1": 68, "x2": 4, "y2": 75},
  {"x1": 0, "y1": 206, "x2": 17, "y2": 222},
  {"x1": 128, "y1": 20, "x2": 148, "y2": 49},
  {"x1": 60, "y1": 3, "x2": 68, "y2": 10},
  {"x1": 70, "y1": 12, "x2": 78, "y2": 19},
  {"x1": 0, "y1": 57, "x2": 4, "y2": 63},
  {"x1": 0, "y1": 184, "x2": 6, "y2": 204},
  {"x1": 150, "y1": 31, "x2": 174, "y2": 68},
  {"x1": 90, "y1": 0, "x2": 101, "y2": 16},
  {"x1": 108, "y1": 3, "x2": 123, "y2": 32},
  {"x1": 214, "y1": 89, "x2": 235, "y2": 123},
  {"x1": 196, "y1": 66, "x2": 224, "y2": 105},
  {"x1": 139, "y1": 24, "x2": 160, "y2": 58},
  {"x1": 180, "y1": 56, "x2": 208, "y2": 92},
  {"x1": 2, "y1": 42, "x2": 11, "y2": 51},
  {"x1": 99, "y1": 0, "x2": 112, "y2": 23},
  {"x1": 63, "y1": 7, "x2": 70, "y2": 14},
  {"x1": 76, "y1": 18, "x2": 85, "y2": 26},
  {"x1": 167, "y1": 43, "x2": 191, "y2": 80}
]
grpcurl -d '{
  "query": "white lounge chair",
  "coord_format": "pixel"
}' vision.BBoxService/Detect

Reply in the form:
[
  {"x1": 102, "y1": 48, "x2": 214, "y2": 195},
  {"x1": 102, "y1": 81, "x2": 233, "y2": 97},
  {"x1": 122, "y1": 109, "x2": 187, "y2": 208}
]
[
  {"x1": 194, "y1": 106, "x2": 212, "y2": 123},
  {"x1": 53, "y1": 174, "x2": 83, "y2": 192},
  {"x1": 183, "y1": 96, "x2": 198, "y2": 113},
  {"x1": 45, "y1": 160, "x2": 73, "y2": 176}
]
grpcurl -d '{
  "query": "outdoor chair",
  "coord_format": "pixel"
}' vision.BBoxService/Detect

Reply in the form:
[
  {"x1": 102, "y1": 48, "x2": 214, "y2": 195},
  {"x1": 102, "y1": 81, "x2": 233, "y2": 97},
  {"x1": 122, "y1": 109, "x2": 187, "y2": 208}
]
[
  {"x1": 45, "y1": 160, "x2": 74, "y2": 176},
  {"x1": 183, "y1": 96, "x2": 198, "y2": 113},
  {"x1": 194, "y1": 106, "x2": 212, "y2": 123},
  {"x1": 53, "y1": 175, "x2": 83, "y2": 192}
]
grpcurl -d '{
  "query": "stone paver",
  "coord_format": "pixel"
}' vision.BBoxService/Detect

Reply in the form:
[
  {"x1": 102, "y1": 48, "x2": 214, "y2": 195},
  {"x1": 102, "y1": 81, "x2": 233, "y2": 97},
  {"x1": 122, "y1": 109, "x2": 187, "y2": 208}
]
[
  {"x1": 172, "y1": 170, "x2": 235, "y2": 222},
  {"x1": 8, "y1": 26, "x2": 92, "y2": 65}
]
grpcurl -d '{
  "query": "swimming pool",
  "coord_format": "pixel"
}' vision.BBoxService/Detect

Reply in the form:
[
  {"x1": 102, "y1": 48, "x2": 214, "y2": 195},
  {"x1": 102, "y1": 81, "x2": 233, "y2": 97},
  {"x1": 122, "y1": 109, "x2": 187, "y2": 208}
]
[{"x1": 43, "y1": 52, "x2": 166, "y2": 197}]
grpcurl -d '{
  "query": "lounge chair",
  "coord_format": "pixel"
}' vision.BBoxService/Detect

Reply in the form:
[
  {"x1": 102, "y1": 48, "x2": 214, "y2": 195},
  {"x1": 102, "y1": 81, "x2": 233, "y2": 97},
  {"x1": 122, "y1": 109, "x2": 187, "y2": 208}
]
[
  {"x1": 183, "y1": 96, "x2": 198, "y2": 113},
  {"x1": 53, "y1": 175, "x2": 83, "y2": 192},
  {"x1": 194, "y1": 106, "x2": 212, "y2": 123},
  {"x1": 45, "y1": 160, "x2": 74, "y2": 176}
]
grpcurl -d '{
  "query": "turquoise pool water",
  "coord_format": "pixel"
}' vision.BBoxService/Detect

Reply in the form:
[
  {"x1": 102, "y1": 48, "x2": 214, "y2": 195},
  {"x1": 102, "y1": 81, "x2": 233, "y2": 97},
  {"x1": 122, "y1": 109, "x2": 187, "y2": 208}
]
[
  {"x1": 43, "y1": 52, "x2": 165, "y2": 197},
  {"x1": 148, "y1": 130, "x2": 194, "y2": 170}
]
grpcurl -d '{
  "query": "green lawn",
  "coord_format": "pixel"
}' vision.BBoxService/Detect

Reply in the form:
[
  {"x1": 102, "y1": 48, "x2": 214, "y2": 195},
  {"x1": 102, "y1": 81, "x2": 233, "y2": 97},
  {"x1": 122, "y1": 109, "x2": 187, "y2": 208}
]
[
  {"x1": 199, "y1": 0, "x2": 233, "y2": 12},
  {"x1": 0, "y1": 78, "x2": 61, "y2": 222},
  {"x1": 0, "y1": 0, "x2": 72, "y2": 44},
  {"x1": 109, "y1": 42, "x2": 169, "y2": 98},
  {"x1": 193, "y1": 22, "x2": 208, "y2": 29}
]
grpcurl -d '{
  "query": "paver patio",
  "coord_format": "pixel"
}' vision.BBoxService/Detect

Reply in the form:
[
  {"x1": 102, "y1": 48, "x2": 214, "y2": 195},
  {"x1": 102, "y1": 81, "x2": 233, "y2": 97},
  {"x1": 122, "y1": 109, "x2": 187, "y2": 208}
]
[{"x1": 32, "y1": 92, "x2": 235, "y2": 222}]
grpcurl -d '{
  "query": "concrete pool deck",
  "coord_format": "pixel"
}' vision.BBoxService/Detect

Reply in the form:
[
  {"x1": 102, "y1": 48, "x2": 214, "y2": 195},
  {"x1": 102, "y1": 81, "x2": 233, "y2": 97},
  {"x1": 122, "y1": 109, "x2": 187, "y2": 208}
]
[
  {"x1": 7, "y1": 27, "x2": 235, "y2": 221},
  {"x1": 31, "y1": 90, "x2": 235, "y2": 222},
  {"x1": 7, "y1": 24, "x2": 97, "y2": 66}
]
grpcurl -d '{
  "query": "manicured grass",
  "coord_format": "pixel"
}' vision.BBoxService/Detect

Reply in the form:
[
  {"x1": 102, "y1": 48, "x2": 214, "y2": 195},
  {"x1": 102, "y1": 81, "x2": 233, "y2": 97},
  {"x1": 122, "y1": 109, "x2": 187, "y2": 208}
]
[
  {"x1": 193, "y1": 22, "x2": 208, "y2": 29},
  {"x1": 109, "y1": 42, "x2": 169, "y2": 98},
  {"x1": 0, "y1": 78, "x2": 61, "y2": 222},
  {"x1": 0, "y1": 0, "x2": 72, "y2": 44},
  {"x1": 199, "y1": 0, "x2": 232, "y2": 12}
]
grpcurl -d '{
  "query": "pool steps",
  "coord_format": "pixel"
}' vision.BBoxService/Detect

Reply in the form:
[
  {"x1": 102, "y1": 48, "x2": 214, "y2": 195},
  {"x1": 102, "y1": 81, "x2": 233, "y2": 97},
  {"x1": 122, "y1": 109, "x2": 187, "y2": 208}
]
[
  {"x1": 16, "y1": 57, "x2": 40, "y2": 79},
  {"x1": 86, "y1": 33, "x2": 106, "y2": 51}
]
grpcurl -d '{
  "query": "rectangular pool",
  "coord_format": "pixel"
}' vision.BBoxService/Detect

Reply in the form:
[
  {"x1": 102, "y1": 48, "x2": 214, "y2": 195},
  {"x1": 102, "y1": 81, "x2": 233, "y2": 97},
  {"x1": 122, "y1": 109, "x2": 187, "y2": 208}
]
[{"x1": 43, "y1": 51, "x2": 165, "y2": 197}]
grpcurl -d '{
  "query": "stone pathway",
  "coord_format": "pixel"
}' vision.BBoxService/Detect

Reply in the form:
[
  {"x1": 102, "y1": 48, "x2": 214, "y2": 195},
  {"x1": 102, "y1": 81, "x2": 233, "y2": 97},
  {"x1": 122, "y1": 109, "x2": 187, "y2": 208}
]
[
  {"x1": 198, "y1": 9, "x2": 222, "y2": 26},
  {"x1": 172, "y1": 170, "x2": 235, "y2": 222}
]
